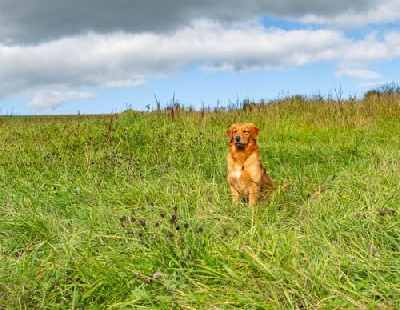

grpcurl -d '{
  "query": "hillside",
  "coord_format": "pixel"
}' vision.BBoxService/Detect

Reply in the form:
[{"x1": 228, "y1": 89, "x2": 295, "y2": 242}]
[{"x1": 0, "y1": 95, "x2": 399, "y2": 308}]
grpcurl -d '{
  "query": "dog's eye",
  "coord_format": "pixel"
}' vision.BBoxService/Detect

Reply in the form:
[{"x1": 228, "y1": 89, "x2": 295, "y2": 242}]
[
  {"x1": 233, "y1": 131, "x2": 237, "y2": 134},
  {"x1": 243, "y1": 130, "x2": 248, "y2": 134}
]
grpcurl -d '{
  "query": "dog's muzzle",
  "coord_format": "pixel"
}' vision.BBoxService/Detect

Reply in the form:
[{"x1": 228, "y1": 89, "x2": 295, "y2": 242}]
[{"x1": 234, "y1": 136, "x2": 247, "y2": 147}]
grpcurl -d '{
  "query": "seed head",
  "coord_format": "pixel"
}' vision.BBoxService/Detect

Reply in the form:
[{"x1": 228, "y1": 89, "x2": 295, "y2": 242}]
[
  {"x1": 120, "y1": 216, "x2": 127, "y2": 227},
  {"x1": 170, "y1": 214, "x2": 177, "y2": 223},
  {"x1": 195, "y1": 227, "x2": 204, "y2": 233}
]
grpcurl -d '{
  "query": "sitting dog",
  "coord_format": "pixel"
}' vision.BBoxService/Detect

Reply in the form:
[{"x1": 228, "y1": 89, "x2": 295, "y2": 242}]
[{"x1": 227, "y1": 123, "x2": 274, "y2": 207}]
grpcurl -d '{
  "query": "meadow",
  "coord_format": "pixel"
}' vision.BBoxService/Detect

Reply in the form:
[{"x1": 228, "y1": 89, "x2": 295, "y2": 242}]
[{"x1": 0, "y1": 94, "x2": 399, "y2": 308}]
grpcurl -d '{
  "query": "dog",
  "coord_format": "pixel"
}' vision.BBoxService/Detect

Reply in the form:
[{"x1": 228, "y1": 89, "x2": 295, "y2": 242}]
[{"x1": 227, "y1": 123, "x2": 274, "y2": 207}]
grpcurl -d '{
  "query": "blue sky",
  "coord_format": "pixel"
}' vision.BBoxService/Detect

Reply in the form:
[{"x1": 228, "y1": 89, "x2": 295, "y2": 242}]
[{"x1": 0, "y1": 0, "x2": 399, "y2": 115}]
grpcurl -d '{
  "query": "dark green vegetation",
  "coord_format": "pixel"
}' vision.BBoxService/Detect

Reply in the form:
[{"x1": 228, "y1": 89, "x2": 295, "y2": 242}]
[{"x1": 0, "y1": 95, "x2": 399, "y2": 308}]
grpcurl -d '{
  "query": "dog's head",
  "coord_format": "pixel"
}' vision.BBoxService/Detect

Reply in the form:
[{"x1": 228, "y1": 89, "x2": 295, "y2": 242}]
[{"x1": 227, "y1": 123, "x2": 259, "y2": 147}]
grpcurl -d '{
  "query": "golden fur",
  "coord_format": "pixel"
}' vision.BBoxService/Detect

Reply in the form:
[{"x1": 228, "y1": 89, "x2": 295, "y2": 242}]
[{"x1": 227, "y1": 123, "x2": 273, "y2": 207}]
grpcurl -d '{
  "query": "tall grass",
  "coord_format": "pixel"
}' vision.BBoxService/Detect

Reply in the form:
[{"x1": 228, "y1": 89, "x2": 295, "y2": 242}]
[{"x1": 0, "y1": 95, "x2": 399, "y2": 308}]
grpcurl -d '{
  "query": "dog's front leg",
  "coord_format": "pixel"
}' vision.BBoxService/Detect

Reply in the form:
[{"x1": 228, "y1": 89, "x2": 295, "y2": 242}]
[
  {"x1": 230, "y1": 186, "x2": 240, "y2": 203},
  {"x1": 248, "y1": 183, "x2": 260, "y2": 207}
]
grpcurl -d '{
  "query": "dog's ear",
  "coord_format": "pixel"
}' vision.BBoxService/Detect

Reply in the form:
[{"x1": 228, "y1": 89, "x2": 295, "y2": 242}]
[
  {"x1": 226, "y1": 125, "x2": 235, "y2": 142},
  {"x1": 250, "y1": 124, "x2": 260, "y2": 140}
]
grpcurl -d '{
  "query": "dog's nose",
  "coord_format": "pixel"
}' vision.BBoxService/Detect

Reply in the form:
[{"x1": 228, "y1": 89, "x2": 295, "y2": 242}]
[{"x1": 235, "y1": 136, "x2": 241, "y2": 143}]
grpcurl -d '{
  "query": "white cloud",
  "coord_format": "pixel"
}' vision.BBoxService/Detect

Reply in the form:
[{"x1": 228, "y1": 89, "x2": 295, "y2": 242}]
[
  {"x1": 27, "y1": 91, "x2": 96, "y2": 110},
  {"x1": 0, "y1": 21, "x2": 346, "y2": 99},
  {"x1": 0, "y1": 19, "x2": 399, "y2": 110},
  {"x1": 341, "y1": 32, "x2": 400, "y2": 66},
  {"x1": 336, "y1": 68, "x2": 381, "y2": 79},
  {"x1": 301, "y1": 0, "x2": 400, "y2": 27},
  {"x1": 358, "y1": 81, "x2": 385, "y2": 88},
  {"x1": 101, "y1": 79, "x2": 147, "y2": 88}
]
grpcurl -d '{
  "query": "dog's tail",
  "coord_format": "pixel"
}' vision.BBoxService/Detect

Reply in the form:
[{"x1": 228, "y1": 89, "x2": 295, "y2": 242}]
[{"x1": 260, "y1": 164, "x2": 274, "y2": 187}]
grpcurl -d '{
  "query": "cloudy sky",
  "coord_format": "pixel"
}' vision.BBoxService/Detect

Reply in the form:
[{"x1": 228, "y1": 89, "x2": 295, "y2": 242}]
[{"x1": 1, "y1": 0, "x2": 399, "y2": 115}]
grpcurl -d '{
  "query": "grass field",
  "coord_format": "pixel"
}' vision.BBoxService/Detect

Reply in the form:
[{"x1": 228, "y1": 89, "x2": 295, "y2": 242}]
[{"x1": 0, "y1": 95, "x2": 399, "y2": 308}]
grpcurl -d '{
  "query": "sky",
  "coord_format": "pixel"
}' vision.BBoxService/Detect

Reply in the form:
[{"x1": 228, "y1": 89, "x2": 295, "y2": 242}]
[{"x1": 0, "y1": 0, "x2": 399, "y2": 115}]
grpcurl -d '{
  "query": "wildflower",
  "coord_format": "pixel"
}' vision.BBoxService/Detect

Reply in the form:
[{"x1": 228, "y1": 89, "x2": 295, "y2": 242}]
[
  {"x1": 119, "y1": 216, "x2": 127, "y2": 227},
  {"x1": 195, "y1": 227, "x2": 204, "y2": 233},
  {"x1": 152, "y1": 271, "x2": 161, "y2": 279},
  {"x1": 170, "y1": 214, "x2": 177, "y2": 223},
  {"x1": 379, "y1": 209, "x2": 396, "y2": 216}
]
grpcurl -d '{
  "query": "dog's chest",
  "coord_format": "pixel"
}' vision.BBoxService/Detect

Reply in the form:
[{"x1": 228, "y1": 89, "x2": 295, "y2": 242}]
[
  {"x1": 232, "y1": 170, "x2": 242, "y2": 179},
  {"x1": 230, "y1": 166, "x2": 244, "y2": 179}
]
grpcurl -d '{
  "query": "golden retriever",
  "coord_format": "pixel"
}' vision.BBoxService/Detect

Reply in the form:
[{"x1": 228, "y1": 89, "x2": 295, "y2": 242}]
[{"x1": 227, "y1": 123, "x2": 274, "y2": 207}]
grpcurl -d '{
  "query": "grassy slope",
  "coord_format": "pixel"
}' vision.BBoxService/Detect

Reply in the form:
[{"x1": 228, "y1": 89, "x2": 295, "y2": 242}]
[{"x1": 0, "y1": 97, "x2": 399, "y2": 308}]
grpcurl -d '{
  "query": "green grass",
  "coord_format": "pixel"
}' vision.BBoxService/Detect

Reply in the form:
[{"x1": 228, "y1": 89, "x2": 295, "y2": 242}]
[{"x1": 0, "y1": 96, "x2": 399, "y2": 308}]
